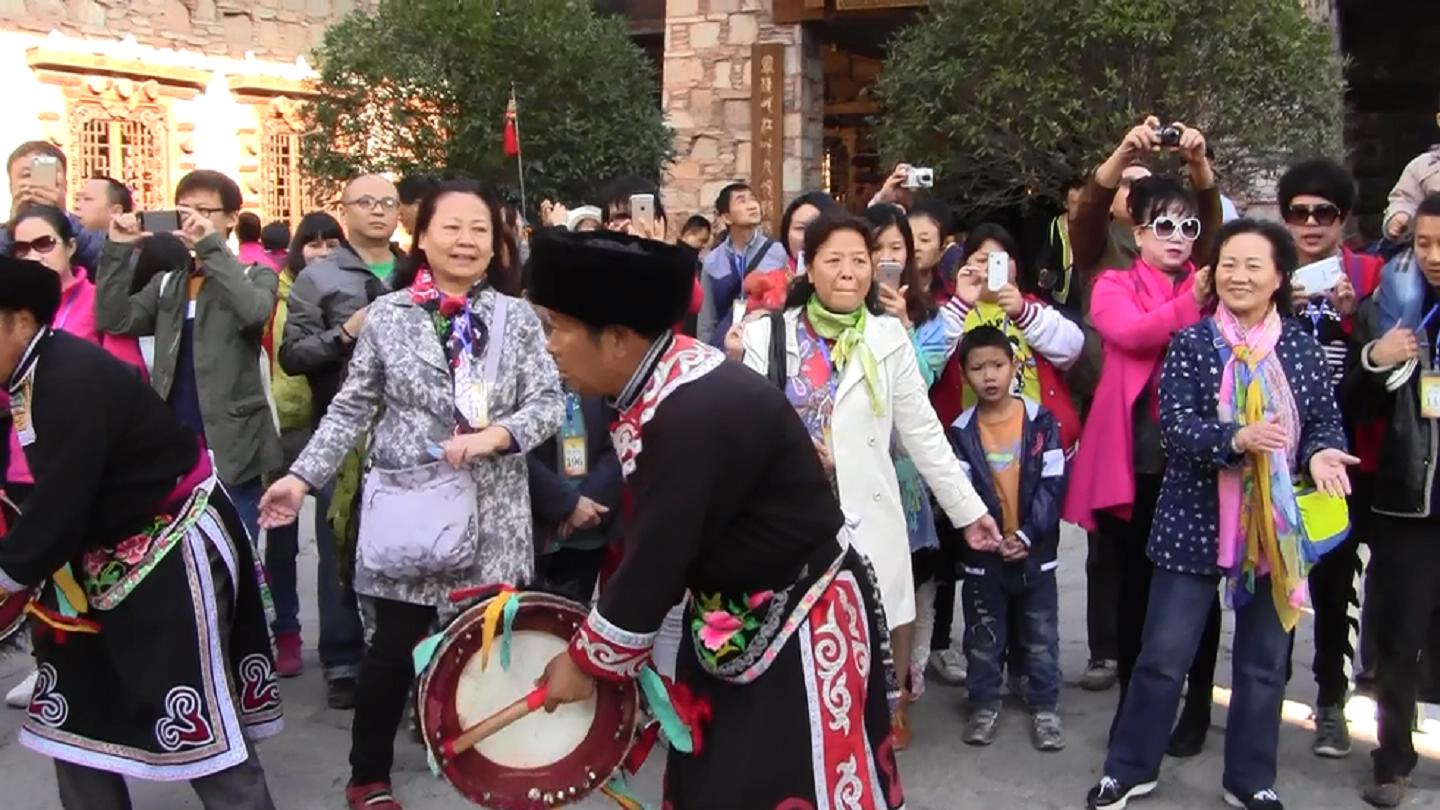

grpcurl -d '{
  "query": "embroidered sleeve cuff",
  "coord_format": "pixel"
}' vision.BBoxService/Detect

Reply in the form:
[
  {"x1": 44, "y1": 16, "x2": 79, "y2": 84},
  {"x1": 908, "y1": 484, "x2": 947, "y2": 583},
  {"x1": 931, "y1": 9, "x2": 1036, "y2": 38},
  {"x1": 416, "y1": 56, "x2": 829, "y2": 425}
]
[{"x1": 567, "y1": 608, "x2": 657, "y2": 682}]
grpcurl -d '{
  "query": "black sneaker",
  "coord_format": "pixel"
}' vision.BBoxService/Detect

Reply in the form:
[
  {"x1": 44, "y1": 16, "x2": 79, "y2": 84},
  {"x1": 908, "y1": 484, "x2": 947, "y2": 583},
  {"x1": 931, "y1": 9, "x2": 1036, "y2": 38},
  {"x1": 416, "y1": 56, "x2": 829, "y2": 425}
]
[
  {"x1": 326, "y1": 677, "x2": 357, "y2": 710},
  {"x1": 1223, "y1": 788, "x2": 1284, "y2": 810},
  {"x1": 1361, "y1": 778, "x2": 1409, "y2": 808},
  {"x1": 1086, "y1": 775, "x2": 1157, "y2": 809},
  {"x1": 1312, "y1": 705, "x2": 1351, "y2": 758}
]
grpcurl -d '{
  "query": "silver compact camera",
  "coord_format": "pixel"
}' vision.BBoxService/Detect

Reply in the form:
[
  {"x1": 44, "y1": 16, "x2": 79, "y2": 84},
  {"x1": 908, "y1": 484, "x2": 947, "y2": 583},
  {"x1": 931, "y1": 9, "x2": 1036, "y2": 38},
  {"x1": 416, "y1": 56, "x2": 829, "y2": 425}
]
[{"x1": 902, "y1": 166, "x2": 934, "y2": 189}]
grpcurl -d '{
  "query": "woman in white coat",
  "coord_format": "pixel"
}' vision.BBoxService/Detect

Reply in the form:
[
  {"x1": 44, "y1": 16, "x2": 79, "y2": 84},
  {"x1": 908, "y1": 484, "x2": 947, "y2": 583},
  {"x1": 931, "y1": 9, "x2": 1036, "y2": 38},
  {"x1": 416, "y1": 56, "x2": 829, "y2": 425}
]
[{"x1": 732, "y1": 213, "x2": 1002, "y2": 745}]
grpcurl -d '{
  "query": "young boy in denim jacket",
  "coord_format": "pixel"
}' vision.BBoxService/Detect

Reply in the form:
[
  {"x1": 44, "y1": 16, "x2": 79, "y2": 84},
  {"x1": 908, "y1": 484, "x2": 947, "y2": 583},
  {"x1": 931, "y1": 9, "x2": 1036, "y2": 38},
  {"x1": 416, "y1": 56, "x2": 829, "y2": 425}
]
[{"x1": 948, "y1": 325, "x2": 1068, "y2": 751}]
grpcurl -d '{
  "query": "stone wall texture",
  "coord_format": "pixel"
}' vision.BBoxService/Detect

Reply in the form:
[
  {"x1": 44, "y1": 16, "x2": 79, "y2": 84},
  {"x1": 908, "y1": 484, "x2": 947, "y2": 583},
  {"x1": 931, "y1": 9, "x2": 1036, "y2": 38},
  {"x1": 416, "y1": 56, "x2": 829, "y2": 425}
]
[
  {"x1": 662, "y1": 0, "x2": 823, "y2": 233},
  {"x1": 0, "y1": 0, "x2": 378, "y2": 62}
]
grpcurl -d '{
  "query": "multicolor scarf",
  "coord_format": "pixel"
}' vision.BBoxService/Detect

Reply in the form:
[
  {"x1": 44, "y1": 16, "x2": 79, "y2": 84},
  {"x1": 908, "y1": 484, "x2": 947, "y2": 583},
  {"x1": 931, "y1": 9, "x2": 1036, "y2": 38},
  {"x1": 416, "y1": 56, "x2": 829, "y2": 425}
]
[
  {"x1": 410, "y1": 265, "x2": 489, "y2": 430},
  {"x1": 804, "y1": 295, "x2": 883, "y2": 416},
  {"x1": 1213, "y1": 304, "x2": 1307, "y2": 631}
]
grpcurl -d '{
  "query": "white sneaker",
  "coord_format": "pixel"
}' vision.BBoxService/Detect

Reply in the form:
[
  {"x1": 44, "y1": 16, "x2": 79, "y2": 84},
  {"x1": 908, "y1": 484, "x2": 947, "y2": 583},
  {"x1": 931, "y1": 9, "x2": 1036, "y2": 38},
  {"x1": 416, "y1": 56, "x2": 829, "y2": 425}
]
[{"x1": 5, "y1": 669, "x2": 37, "y2": 709}]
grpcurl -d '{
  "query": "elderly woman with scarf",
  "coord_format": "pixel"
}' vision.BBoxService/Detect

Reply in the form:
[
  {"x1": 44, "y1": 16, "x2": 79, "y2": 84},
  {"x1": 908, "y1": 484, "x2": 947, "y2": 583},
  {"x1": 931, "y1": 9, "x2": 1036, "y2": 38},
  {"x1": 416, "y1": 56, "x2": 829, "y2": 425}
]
[
  {"x1": 1085, "y1": 219, "x2": 1355, "y2": 810},
  {"x1": 259, "y1": 179, "x2": 563, "y2": 810},
  {"x1": 740, "y1": 213, "x2": 1000, "y2": 749}
]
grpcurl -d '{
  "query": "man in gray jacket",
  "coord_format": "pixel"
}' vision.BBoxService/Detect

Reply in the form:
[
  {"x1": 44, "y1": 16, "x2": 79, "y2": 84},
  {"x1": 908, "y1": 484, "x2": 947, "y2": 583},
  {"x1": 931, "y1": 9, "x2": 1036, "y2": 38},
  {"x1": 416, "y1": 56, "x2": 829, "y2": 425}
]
[
  {"x1": 94, "y1": 169, "x2": 281, "y2": 540},
  {"x1": 280, "y1": 174, "x2": 397, "y2": 420}
]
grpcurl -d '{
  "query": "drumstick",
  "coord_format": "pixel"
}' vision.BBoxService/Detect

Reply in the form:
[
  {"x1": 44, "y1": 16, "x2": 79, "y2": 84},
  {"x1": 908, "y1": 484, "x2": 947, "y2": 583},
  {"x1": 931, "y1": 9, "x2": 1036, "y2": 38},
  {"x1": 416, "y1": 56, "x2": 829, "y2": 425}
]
[{"x1": 441, "y1": 684, "x2": 549, "y2": 760}]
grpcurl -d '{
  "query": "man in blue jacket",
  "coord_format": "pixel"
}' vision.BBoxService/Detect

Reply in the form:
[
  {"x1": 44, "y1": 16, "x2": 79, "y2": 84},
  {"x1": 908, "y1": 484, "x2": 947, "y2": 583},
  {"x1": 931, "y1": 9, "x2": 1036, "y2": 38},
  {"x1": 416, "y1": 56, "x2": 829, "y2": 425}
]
[
  {"x1": 2, "y1": 142, "x2": 104, "y2": 271},
  {"x1": 948, "y1": 325, "x2": 1067, "y2": 753},
  {"x1": 696, "y1": 182, "x2": 787, "y2": 346}
]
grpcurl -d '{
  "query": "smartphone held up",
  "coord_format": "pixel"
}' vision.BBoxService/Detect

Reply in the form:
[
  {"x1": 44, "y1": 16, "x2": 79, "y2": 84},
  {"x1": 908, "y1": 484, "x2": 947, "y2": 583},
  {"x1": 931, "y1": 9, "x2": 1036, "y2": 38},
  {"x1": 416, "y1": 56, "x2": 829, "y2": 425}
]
[{"x1": 986, "y1": 251, "x2": 1010, "y2": 292}]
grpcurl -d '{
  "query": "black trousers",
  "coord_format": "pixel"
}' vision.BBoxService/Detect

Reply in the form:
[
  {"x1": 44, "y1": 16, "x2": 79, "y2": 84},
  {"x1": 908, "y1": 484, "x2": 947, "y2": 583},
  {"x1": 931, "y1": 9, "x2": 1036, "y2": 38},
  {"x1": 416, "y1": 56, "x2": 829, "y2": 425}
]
[
  {"x1": 1303, "y1": 473, "x2": 1372, "y2": 707},
  {"x1": 1086, "y1": 528, "x2": 1120, "y2": 662},
  {"x1": 349, "y1": 598, "x2": 436, "y2": 785},
  {"x1": 1370, "y1": 514, "x2": 1440, "y2": 782},
  {"x1": 538, "y1": 546, "x2": 605, "y2": 606}
]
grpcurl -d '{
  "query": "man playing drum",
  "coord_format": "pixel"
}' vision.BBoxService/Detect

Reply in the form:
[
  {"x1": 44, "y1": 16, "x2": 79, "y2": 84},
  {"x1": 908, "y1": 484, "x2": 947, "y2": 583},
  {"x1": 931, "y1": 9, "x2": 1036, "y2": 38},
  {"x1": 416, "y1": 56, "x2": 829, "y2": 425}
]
[
  {"x1": 529, "y1": 229, "x2": 905, "y2": 809},
  {"x1": 0, "y1": 255, "x2": 280, "y2": 809}
]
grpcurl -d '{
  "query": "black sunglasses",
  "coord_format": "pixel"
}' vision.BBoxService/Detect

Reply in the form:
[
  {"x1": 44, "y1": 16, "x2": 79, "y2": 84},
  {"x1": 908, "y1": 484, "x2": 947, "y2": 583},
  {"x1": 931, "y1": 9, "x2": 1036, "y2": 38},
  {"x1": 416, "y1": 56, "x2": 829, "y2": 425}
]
[
  {"x1": 10, "y1": 235, "x2": 59, "y2": 258},
  {"x1": 1284, "y1": 203, "x2": 1341, "y2": 227}
]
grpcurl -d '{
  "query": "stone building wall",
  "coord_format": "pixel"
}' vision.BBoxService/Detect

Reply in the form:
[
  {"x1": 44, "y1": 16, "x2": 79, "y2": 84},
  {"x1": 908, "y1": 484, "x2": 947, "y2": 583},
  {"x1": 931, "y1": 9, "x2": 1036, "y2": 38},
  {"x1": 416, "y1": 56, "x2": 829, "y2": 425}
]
[
  {"x1": 0, "y1": 0, "x2": 376, "y2": 61},
  {"x1": 661, "y1": 0, "x2": 823, "y2": 234}
]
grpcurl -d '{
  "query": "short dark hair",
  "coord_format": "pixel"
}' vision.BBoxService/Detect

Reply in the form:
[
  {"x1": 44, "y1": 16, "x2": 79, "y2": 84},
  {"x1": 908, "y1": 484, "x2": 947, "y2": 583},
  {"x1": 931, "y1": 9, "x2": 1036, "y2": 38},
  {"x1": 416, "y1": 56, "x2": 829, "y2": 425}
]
[
  {"x1": 907, "y1": 198, "x2": 955, "y2": 240},
  {"x1": 397, "y1": 174, "x2": 438, "y2": 206},
  {"x1": 236, "y1": 211, "x2": 262, "y2": 243},
  {"x1": 286, "y1": 211, "x2": 346, "y2": 274},
  {"x1": 1215, "y1": 218, "x2": 1298, "y2": 312},
  {"x1": 9, "y1": 204, "x2": 75, "y2": 245},
  {"x1": 783, "y1": 213, "x2": 885, "y2": 315},
  {"x1": 715, "y1": 182, "x2": 752, "y2": 216},
  {"x1": 96, "y1": 177, "x2": 133, "y2": 212},
  {"x1": 1415, "y1": 192, "x2": 1440, "y2": 222},
  {"x1": 595, "y1": 174, "x2": 668, "y2": 226},
  {"x1": 780, "y1": 191, "x2": 844, "y2": 259},
  {"x1": 7, "y1": 141, "x2": 66, "y2": 175},
  {"x1": 174, "y1": 170, "x2": 243, "y2": 213},
  {"x1": 1060, "y1": 176, "x2": 1086, "y2": 195},
  {"x1": 1127, "y1": 176, "x2": 1199, "y2": 226},
  {"x1": 260, "y1": 220, "x2": 291, "y2": 252},
  {"x1": 961, "y1": 223, "x2": 1024, "y2": 272},
  {"x1": 958, "y1": 324, "x2": 1014, "y2": 366},
  {"x1": 1277, "y1": 158, "x2": 1356, "y2": 215},
  {"x1": 681, "y1": 214, "x2": 711, "y2": 235},
  {"x1": 395, "y1": 178, "x2": 519, "y2": 296},
  {"x1": 132, "y1": 232, "x2": 189, "y2": 295}
]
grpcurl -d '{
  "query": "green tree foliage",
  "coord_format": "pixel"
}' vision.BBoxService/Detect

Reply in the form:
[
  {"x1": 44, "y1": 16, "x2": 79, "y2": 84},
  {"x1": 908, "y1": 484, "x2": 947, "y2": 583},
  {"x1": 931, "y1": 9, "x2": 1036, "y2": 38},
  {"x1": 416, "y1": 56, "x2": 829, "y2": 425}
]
[
  {"x1": 303, "y1": 0, "x2": 673, "y2": 209},
  {"x1": 873, "y1": 0, "x2": 1345, "y2": 215}
]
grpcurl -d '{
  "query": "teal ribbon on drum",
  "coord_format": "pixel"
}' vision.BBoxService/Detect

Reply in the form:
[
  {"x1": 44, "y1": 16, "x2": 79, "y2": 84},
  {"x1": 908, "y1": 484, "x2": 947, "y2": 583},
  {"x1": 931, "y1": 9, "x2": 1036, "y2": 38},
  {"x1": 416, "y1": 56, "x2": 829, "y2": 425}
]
[{"x1": 638, "y1": 665, "x2": 693, "y2": 754}]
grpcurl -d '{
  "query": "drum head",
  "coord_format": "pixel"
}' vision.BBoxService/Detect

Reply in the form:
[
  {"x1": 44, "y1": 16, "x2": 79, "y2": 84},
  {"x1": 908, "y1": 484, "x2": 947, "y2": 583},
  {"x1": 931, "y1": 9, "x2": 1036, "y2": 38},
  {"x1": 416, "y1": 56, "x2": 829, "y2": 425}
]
[{"x1": 418, "y1": 592, "x2": 638, "y2": 809}]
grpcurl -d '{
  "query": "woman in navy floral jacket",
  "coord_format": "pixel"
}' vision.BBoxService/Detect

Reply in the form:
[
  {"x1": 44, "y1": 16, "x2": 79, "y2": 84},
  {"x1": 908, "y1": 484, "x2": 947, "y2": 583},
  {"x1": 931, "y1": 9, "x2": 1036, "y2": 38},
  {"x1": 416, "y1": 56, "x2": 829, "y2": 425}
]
[{"x1": 1086, "y1": 220, "x2": 1357, "y2": 810}]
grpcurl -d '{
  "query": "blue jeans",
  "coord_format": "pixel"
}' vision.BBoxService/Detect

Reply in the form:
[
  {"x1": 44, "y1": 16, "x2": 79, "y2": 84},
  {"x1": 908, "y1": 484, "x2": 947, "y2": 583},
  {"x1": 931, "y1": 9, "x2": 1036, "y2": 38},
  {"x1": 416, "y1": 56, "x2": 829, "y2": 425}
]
[
  {"x1": 961, "y1": 568, "x2": 1060, "y2": 711},
  {"x1": 224, "y1": 477, "x2": 263, "y2": 548},
  {"x1": 1105, "y1": 568, "x2": 1290, "y2": 796},
  {"x1": 263, "y1": 482, "x2": 363, "y2": 682}
]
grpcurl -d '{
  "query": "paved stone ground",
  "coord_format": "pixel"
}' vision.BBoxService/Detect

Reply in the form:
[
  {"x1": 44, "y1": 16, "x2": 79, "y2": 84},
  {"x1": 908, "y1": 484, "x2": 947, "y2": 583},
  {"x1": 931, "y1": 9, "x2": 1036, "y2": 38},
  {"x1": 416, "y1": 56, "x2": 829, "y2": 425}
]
[{"x1": 2, "y1": 523, "x2": 1440, "y2": 809}]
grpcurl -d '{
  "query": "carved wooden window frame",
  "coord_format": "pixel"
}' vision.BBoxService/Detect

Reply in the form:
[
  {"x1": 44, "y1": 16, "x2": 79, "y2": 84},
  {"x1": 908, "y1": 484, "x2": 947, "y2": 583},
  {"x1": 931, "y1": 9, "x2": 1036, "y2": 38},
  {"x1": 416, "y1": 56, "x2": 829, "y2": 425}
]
[{"x1": 67, "y1": 98, "x2": 170, "y2": 212}]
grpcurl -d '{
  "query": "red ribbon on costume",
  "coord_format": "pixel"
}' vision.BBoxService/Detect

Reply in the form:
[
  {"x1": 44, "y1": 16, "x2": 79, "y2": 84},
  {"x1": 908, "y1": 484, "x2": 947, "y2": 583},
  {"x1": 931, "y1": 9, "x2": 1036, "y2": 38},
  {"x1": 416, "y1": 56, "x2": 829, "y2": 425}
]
[
  {"x1": 25, "y1": 602, "x2": 99, "y2": 644},
  {"x1": 667, "y1": 679, "x2": 713, "y2": 756},
  {"x1": 623, "y1": 721, "x2": 660, "y2": 774}
]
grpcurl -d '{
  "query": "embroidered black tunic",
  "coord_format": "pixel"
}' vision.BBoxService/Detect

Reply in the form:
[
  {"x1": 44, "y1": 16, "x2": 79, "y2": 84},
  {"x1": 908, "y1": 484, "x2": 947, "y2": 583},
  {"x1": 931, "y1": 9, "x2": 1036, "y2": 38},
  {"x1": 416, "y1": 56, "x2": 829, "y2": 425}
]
[
  {"x1": 566, "y1": 335, "x2": 905, "y2": 810},
  {"x1": 0, "y1": 330, "x2": 281, "y2": 781}
]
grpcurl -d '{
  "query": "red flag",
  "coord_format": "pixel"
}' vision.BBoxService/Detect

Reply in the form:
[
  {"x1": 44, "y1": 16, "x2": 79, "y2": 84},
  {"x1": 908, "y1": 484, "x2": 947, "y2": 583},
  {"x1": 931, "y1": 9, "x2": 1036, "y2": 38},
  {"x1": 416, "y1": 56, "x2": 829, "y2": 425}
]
[{"x1": 503, "y1": 95, "x2": 519, "y2": 158}]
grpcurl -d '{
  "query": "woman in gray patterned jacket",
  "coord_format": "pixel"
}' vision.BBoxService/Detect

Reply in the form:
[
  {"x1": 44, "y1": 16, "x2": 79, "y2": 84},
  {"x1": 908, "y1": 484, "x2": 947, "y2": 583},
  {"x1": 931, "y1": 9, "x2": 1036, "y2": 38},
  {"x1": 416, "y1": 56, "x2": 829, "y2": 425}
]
[{"x1": 258, "y1": 179, "x2": 563, "y2": 810}]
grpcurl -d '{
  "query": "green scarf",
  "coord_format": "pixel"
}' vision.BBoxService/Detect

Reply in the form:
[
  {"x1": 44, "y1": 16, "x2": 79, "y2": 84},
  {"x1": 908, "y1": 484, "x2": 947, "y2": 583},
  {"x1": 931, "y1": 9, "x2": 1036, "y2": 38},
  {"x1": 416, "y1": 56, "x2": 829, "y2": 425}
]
[{"x1": 805, "y1": 295, "x2": 884, "y2": 416}]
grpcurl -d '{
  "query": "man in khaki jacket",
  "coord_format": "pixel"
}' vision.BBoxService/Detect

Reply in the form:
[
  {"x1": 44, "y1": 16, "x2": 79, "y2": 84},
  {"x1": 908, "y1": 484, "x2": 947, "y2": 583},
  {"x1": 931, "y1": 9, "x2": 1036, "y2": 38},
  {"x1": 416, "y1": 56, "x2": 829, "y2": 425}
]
[
  {"x1": 1384, "y1": 103, "x2": 1440, "y2": 240},
  {"x1": 95, "y1": 169, "x2": 281, "y2": 541}
]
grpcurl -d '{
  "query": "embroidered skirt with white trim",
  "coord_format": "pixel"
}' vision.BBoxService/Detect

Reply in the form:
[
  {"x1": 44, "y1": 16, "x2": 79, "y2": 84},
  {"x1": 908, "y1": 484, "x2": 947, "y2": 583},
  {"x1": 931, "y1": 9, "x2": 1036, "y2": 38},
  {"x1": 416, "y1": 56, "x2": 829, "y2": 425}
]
[
  {"x1": 664, "y1": 547, "x2": 905, "y2": 810},
  {"x1": 19, "y1": 485, "x2": 282, "y2": 781}
]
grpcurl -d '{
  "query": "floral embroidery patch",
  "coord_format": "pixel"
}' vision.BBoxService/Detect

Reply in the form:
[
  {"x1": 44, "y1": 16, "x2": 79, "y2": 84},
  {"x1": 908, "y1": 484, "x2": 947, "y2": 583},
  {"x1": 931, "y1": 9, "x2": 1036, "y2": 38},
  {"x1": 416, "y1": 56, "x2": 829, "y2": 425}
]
[
  {"x1": 690, "y1": 589, "x2": 773, "y2": 669},
  {"x1": 81, "y1": 486, "x2": 210, "y2": 610}
]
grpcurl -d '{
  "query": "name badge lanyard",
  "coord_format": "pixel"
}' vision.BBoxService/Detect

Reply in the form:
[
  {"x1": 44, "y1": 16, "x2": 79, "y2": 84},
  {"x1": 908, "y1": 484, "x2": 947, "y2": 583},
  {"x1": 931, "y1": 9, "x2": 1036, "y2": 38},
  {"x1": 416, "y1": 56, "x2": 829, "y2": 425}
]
[
  {"x1": 559, "y1": 392, "x2": 588, "y2": 478},
  {"x1": 1418, "y1": 304, "x2": 1440, "y2": 420}
]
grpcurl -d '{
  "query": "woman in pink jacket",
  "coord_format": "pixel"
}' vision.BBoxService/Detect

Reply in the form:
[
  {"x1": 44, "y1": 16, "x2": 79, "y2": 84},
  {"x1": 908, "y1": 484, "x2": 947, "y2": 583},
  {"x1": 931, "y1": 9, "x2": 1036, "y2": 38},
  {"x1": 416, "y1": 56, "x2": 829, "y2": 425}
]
[
  {"x1": 2, "y1": 204, "x2": 148, "y2": 709},
  {"x1": 1062, "y1": 177, "x2": 1213, "y2": 711}
]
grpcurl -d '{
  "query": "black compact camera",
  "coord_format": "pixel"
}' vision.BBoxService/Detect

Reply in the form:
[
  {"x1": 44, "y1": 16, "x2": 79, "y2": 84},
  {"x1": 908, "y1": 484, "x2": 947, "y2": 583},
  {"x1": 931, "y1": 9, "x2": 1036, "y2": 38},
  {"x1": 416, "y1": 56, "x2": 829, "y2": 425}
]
[{"x1": 1156, "y1": 124, "x2": 1183, "y2": 148}]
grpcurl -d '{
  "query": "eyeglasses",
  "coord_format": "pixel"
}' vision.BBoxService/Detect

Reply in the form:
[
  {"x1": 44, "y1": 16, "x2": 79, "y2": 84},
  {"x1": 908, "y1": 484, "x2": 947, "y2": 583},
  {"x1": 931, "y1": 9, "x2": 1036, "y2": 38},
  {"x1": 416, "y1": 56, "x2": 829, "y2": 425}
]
[
  {"x1": 343, "y1": 196, "x2": 399, "y2": 212},
  {"x1": 10, "y1": 235, "x2": 58, "y2": 258},
  {"x1": 187, "y1": 205, "x2": 226, "y2": 218},
  {"x1": 1143, "y1": 215, "x2": 1201, "y2": 242},
  {"x1": 1284, "y1": 203, "x2": 1341, "y2": 227}
]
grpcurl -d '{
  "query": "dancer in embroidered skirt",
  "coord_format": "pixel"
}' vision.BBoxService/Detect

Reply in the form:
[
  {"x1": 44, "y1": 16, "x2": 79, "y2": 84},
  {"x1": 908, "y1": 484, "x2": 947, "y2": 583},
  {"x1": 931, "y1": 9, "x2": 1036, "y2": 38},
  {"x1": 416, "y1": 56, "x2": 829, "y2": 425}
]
[
  {"x1": 0, "y1": 256, "x2": 280, "y2": 809},
  {"x1": 529, "y1": 229, "x2": 906, "y2": 809}
]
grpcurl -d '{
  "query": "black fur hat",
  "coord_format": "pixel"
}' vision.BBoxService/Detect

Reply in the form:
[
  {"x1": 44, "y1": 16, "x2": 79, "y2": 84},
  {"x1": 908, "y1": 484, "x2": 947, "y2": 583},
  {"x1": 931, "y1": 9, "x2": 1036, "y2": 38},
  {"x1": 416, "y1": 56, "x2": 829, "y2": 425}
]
[
  {"x1": 527, "y1": 229, "x2": 693, "y2": 335},
  {"x1": 0, "y1": 256, "x2": 60, "y2": 324}
]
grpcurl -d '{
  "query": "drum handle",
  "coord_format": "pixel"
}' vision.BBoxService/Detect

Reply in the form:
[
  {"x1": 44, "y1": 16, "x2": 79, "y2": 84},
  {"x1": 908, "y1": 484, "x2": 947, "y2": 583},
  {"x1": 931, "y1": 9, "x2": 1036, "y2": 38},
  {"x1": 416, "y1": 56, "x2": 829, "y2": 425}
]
[{"x1": 441, "y1": 684, "x2": 549, "y2": 760}]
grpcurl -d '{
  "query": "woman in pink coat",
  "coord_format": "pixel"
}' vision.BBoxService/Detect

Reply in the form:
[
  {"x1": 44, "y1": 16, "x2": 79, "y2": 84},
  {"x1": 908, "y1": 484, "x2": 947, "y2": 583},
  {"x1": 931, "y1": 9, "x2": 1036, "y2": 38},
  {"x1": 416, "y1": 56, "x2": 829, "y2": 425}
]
[{"x1": 1062, "y1": 177, "x2": 1212, "y2": 710}]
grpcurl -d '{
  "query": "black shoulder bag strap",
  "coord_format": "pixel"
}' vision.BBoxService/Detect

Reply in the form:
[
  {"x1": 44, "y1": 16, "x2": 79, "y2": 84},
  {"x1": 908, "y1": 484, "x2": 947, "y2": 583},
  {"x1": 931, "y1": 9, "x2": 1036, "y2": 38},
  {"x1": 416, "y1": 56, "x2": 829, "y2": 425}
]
[
  {"x1": 745, "y1": 238, "x2": 776, "y2": 275},
  {"x1": 767, "y1": 311, "x2": 787, "y2": 390}
]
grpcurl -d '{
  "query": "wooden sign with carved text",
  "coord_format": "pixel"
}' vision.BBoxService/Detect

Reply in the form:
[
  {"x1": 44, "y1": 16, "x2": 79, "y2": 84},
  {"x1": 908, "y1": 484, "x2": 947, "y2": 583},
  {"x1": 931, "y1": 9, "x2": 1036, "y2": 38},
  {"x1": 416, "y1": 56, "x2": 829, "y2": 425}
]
[{"x1": 749, "y1": 43, "x2": 785, "y2": 236}]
